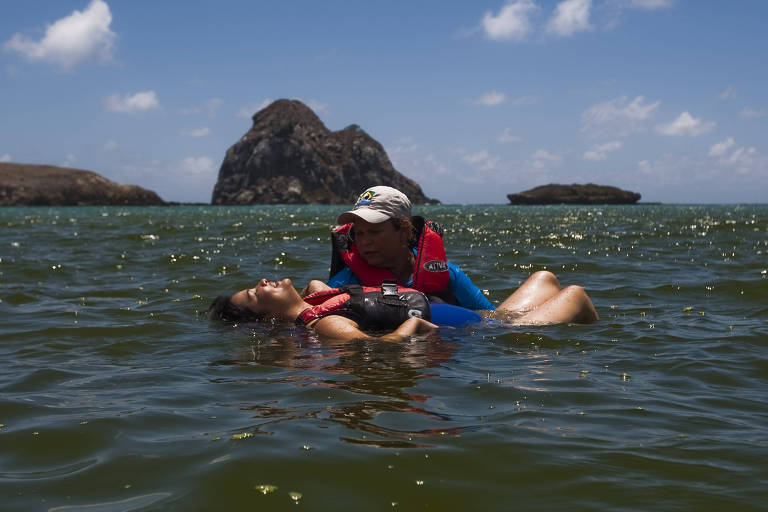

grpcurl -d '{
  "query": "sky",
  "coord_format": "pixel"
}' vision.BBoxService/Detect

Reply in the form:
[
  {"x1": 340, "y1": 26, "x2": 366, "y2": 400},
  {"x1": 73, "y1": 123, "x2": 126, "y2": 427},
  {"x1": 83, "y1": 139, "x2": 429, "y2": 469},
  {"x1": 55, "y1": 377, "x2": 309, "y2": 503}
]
[{"x1": 1, "y1": 0, "x2": 767, "y2": 204}]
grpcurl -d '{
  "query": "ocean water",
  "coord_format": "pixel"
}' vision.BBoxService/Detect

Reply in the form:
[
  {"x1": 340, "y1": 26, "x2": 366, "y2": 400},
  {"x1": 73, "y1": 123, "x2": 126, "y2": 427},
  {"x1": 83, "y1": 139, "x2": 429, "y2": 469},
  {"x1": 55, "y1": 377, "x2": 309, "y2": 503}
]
[{"x1": 0, "y1": 204, "x2": 766, "y2": 511}]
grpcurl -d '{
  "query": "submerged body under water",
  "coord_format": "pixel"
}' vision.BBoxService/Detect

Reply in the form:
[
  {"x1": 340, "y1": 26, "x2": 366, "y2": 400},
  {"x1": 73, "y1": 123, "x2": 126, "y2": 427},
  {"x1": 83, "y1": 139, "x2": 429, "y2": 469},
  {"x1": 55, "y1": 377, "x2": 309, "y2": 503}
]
[{"x1": 0, "y1": 204, "x2": 766, "y2": 511}]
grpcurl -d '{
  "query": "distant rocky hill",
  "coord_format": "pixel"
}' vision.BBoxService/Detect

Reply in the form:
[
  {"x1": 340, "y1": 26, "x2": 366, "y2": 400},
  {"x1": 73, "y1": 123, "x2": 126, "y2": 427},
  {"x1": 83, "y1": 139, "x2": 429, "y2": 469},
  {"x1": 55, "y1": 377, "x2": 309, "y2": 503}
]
[
  {"x1": 507, "y1": 184, "x2": 641, "y2": 205},
  {"x1": 0, "y1": 163, "x2": 165, "y2": 206},
  {"x1": 211, "y1": 99, "x2": 436, "y2": 205}
]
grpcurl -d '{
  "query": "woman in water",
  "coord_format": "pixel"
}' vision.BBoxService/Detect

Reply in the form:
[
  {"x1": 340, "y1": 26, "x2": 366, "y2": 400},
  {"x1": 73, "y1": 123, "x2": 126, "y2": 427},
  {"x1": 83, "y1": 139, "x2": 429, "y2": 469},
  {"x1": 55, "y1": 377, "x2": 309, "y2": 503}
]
[
  {"x1": 303, "y1": 185, "x2": 599, "y2": 324},
  {"x1": 208, "y1": 278, "x2": 438, "y2": 342}
]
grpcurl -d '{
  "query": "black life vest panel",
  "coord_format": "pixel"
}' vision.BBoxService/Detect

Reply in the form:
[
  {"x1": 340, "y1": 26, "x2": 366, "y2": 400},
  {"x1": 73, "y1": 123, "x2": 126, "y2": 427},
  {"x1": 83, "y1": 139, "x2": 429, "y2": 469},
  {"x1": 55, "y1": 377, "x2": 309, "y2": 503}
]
[
  {"x1": 329, "y1": 216, "x2": 458, "y2": 305},
  {"x1": 297, "y1": 282, "x2": 431, "y2": 329}
]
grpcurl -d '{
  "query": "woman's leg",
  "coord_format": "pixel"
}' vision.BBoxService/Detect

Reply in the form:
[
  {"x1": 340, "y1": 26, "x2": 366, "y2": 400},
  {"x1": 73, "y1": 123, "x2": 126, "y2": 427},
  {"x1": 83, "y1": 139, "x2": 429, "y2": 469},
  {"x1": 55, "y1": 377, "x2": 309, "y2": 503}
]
[
  {"x1": 496, "y1": 271, "x2": 562, "y2": 314},
  {"x1": 514, "y1": 286, "x2": 599, "y2": 325}
]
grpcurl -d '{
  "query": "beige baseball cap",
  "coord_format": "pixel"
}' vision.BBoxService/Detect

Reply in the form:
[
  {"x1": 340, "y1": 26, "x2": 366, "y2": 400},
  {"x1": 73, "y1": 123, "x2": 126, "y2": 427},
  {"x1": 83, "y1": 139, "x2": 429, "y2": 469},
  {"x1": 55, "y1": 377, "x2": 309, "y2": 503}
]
[{"x1": 337, "y1": 186, "x2": 412, "y2": 224}]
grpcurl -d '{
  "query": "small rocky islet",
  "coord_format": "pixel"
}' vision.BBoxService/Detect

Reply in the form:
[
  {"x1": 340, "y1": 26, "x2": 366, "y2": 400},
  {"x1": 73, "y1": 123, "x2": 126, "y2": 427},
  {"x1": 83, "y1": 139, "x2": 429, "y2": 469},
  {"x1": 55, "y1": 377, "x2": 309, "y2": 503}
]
[
  {"x1": 0, "y1": 163, "x2": 164, "y2": 206},
  {"x1": 507, "y1": 184, "x2": 641, "y2": 205}
]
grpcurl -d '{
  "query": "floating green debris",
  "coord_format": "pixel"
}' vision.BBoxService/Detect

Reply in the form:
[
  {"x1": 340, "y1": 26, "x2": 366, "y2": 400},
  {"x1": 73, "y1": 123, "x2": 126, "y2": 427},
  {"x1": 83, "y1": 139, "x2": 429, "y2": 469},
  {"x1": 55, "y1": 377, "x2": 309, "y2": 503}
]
[
  {"x1": 683, "y1": 307, "x2": 693, "y2": 312},
  {"x1": 255, "y1": 484, "x2": 278, "y2": 495},
  {"x1": 289, "y1": 491, "x2": 302, "y2": 502},
  {"x1": 230, "y1": 432, "x2": 253, "y2": 440}
]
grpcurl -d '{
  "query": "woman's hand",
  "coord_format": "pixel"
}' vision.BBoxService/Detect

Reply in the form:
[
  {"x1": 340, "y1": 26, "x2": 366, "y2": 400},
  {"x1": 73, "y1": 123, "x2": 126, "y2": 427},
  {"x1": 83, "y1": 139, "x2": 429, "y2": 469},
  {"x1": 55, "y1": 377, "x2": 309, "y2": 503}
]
[{"x1": 381, "y1": 316, "x2": 438, "y2": 341}]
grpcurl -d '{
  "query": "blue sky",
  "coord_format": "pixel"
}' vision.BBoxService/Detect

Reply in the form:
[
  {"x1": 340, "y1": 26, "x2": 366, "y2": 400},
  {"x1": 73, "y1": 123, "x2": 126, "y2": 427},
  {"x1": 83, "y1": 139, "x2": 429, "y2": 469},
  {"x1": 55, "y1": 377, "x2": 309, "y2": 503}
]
[{"x1": 1, "y1": 0, "x2": 766, "y2": 204}]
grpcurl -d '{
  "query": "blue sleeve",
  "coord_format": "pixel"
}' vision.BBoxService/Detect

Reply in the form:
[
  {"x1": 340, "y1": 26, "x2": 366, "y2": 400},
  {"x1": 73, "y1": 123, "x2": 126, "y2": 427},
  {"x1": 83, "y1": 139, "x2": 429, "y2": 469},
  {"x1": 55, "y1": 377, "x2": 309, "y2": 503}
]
[
  {"x1": 326, "y1": 266, "x2": 361, "y2": 288},
  {"x1": 448, "y1": 263, "x2": 496, "y2": 310}
]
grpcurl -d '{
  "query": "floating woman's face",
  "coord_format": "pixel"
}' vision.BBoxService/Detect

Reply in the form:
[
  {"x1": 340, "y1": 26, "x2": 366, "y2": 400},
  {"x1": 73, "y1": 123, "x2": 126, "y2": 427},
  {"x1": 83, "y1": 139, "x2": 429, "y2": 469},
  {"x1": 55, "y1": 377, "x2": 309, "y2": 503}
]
[{"x1": 230, "y1": 278, "x2": 297, "y2": 316}]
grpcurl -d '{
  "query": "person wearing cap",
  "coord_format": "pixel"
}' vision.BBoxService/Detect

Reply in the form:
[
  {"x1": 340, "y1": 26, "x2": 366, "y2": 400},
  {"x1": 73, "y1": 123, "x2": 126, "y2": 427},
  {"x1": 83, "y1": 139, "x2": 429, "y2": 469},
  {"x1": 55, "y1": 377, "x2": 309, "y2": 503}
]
[{"x1": 302, "y1": 186, "x2": 598, "y2": 324}]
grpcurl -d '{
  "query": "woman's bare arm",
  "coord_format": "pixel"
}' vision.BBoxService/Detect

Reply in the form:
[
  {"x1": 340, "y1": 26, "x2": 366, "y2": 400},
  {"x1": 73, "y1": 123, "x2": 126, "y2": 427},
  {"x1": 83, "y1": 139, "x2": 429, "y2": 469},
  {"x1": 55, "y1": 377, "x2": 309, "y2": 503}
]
[{"x1": 310, "y1": 315, "x2": 437, "y2": 342}]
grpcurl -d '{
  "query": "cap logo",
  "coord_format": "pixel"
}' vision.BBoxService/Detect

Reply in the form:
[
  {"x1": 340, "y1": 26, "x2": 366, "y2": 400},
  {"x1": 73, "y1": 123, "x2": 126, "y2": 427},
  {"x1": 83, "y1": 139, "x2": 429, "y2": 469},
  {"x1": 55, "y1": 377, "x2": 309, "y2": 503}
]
[
  {"x1": 422, "y1": 260, "x2": 449, "y2": 273},
  {"x1": 355, "y1": 189, "x2": 376, "y2": 207}
]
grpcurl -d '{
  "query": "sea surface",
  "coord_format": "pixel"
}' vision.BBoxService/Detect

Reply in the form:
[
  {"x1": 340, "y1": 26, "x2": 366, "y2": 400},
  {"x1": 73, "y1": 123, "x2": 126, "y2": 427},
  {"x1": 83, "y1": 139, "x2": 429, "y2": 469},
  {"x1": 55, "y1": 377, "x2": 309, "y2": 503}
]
[{"x1": 1, "y1": 204, "x2": 766, "y2": 511}]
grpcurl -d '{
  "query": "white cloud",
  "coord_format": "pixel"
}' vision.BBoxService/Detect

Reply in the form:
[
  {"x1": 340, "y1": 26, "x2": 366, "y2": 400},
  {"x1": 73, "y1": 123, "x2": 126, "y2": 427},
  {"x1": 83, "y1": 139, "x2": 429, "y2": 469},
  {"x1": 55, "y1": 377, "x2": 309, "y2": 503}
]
[
  {"x1": 498, "y1": 128, "x2": 522, "y2": 143},
  {"x1": 206, "y1": 97, "x2": 223, "y2": 115},
  {"x1": 103, "y1": 139, "x2": 117, "y2": 151},
  {"x1": 708, "y1": 137, "x2": 759, "y2": 174},
  {"x1": 387, "y1": 138, "x2": 451, "y2": 182},
  {"x1": 740, "y1": 107, "x2": 768, "y2": 119},
  {"x1": 708, "y1": 137, "x2": 735, "y2": 157},
  {"x1": 546, "y1": 0, "x2": 592, "y2": 37},
  {"x1": 634, "y1": 140, "x2": 765, "y2": 198},
  {"x1": 463, "y1": 150, "x2": 502, "y2": 172},
  {"x1": 182, "y1": 97, "x2": 223, "y2": 116},
  {"x1": 475, "y1": 90, "x2": 507, "y2": 106},
  {"x1": 602, "y1": 0, "x2": 674, "y2": 31},
  {"x1": 629, "y1": 0, "x2": 674, "y2": 9},
  {"x1": 656, "y1": 111, "x2": 715, "y2": 136},
  {"x1": 531, "y1": 149, "x2": 562, "y2": 169},
  {"x1": 105, "y1": 91, "x2": 159, "y2": 113},
  {"x1": 237, "y1": 99, "x2": 273, "y2": 118},
  {"x1": 3, "y1": 0, "x2": 116, "y2": 69},
  {"x1": 482, "y1": 0, "x2": 539, "y2": 41},
  {"x1": 0, "y1": 153, "x2": 11, "y2": 163},
  {"x1": 719, "y1": 86, "x2": 736, "y2": 100},
  {"x1": 722, "y1": 146, "x2": 759, "y2": 173},
  {"x1": 511, "y1": 95, "x2": 539, "y2": 105},
  {"x1": 62, "y1": 154, "x2": 77, "y2": 167},
  {"x1": 305, "y1": 99, "x2": 329, "y2": 115},
  {"x1": 180, "y1": 156, "x2": 216, "y2": 175},
  {"x1": 583, "y1": 140, "x2": 623, "y2": 161},
  {"x1": 182, "y1": 127, "x2": 211, "y2": 137},
  {"x1": 581, "y1": 95, "x2": 660, "y2": 137}
]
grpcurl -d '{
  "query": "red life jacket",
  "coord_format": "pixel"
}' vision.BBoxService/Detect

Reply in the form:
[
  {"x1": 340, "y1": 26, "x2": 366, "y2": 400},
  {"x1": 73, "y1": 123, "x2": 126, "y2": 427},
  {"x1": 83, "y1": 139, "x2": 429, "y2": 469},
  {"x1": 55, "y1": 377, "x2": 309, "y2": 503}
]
[
  {"x1": 329, "y1": 216, "x2": 452, "y2": 297},
  {"x1": 297, "y1": 282, "x2": 431, "y2": 329}
]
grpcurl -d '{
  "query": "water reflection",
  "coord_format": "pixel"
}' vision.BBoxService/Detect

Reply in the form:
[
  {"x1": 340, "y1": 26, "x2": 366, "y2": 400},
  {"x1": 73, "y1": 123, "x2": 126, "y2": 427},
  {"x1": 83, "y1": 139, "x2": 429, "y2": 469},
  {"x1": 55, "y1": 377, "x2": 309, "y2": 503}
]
[{"x1": 212, "y1": 325, "x2": 461, "y2": 447}]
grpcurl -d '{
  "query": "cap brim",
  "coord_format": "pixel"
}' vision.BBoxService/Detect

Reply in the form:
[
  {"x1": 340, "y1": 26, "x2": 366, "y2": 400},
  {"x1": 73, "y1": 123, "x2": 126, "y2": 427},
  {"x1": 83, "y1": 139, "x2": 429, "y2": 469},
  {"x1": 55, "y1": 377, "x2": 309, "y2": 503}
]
[{"x1": 337, "y1": 208, "x2": 391, "y2": 225}]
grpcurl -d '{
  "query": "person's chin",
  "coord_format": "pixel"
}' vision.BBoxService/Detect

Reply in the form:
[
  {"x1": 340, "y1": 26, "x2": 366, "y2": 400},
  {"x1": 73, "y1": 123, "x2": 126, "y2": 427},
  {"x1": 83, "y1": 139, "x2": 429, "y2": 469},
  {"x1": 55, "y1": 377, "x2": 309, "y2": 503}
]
[{"x1": 363, "y1": 256, "x2": 384, "y2": 267}]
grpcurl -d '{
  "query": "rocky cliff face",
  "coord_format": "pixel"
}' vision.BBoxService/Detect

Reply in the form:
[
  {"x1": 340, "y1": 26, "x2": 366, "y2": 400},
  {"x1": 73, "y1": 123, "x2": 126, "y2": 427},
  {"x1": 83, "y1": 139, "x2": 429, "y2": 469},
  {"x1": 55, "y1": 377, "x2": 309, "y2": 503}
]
[
  {"x1": 211, "y1": 99, "x2": 436, "y2": 204},
  {"x1": 0, "y1": 163, "x2": 165, "y2": 206},
  {"x1": 507, "y1": 184, "x2": 641, "y2": 205}
]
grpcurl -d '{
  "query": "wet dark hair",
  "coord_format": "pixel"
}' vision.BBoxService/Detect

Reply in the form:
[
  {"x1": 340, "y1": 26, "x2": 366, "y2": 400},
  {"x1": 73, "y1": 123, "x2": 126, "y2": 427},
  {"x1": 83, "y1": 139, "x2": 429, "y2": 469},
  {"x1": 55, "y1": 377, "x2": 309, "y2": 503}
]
[{"x1": 208, "y1": 295, "x2": 265, "y2": 323}]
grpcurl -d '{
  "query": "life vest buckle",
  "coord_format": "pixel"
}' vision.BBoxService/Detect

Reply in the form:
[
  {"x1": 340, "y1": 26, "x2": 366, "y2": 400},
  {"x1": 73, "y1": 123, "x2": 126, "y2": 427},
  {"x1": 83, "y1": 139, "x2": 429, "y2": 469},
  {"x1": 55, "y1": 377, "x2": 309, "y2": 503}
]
[{"x1": 381, "y1": 280, "x2": 399, "y2": 297}]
